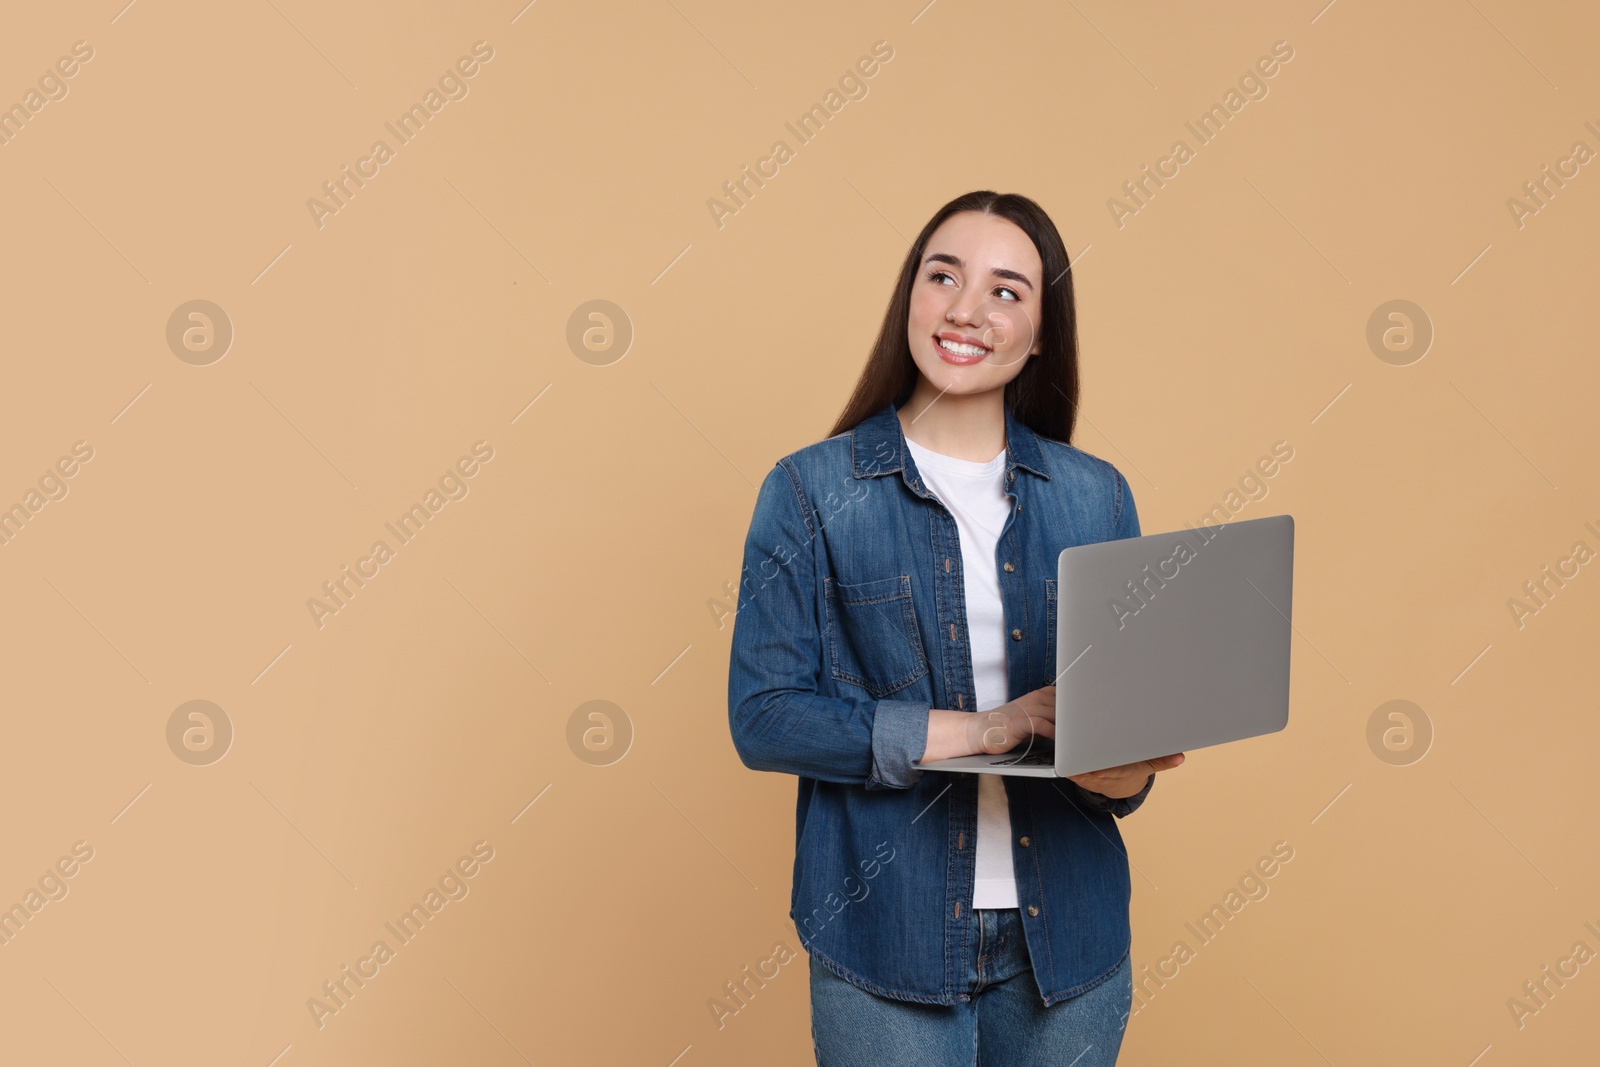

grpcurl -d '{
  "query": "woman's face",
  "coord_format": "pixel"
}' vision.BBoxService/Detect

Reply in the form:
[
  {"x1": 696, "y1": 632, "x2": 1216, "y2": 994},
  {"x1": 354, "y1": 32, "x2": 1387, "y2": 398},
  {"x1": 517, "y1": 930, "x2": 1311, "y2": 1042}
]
[{"x1": 905, "y1": 210, "x2": 1045, "y2": 398}]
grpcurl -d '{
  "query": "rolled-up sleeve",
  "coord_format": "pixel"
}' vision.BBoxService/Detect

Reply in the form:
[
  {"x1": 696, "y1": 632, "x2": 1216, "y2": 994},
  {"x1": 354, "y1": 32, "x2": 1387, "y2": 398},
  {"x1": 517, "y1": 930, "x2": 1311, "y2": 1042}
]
[
  {"x1": 866, "y1": 699, "x2": 931, "y2": 790},
  {"x1": 1072, "y1": 773, "x2": 1154, "y2": 818},
  {"x1": 728, "y1": 460, "x2": 930, "y2": 789}
]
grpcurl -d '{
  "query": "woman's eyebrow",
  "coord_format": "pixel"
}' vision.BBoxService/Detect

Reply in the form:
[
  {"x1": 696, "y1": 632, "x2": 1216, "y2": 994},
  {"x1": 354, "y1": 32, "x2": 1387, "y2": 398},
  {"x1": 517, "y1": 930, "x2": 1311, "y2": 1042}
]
[{"x1": 923, "y1": 252, "x2": 1035, "y2": 292}]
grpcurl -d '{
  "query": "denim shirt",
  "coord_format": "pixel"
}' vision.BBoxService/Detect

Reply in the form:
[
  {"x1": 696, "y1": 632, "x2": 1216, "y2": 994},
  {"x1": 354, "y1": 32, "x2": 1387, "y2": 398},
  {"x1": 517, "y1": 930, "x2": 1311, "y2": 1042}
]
[{"x1": 727, "y1": 398, "x2": 1155, "y2": 1006}]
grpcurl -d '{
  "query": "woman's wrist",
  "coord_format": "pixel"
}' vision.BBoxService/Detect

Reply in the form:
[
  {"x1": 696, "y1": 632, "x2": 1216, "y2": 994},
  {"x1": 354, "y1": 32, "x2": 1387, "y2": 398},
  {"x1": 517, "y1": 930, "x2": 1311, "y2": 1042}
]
[{"x1": 923, "y1": 709, "x2": 977, "y2": 761}]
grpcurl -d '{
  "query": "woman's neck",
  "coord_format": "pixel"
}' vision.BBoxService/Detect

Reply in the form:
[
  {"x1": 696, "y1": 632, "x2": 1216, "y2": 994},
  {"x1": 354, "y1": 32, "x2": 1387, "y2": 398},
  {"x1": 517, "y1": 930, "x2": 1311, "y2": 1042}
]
[{"x1": 896, "y1": 381, "x2": 1008, "y2": 462}]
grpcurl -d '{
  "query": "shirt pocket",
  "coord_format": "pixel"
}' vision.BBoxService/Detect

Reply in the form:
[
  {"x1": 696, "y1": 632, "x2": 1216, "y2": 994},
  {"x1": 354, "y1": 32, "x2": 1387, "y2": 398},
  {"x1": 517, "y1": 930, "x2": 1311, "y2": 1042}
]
[{"x1": 823, "y1": 574, "x2": 929, "y2": 699}]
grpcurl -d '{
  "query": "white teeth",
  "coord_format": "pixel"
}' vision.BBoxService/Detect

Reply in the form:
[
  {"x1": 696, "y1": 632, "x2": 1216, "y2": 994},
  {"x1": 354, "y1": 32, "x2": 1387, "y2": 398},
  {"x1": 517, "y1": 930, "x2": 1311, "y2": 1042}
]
[{"x1": 938, "y1": 339, "x2": 988, "y2": 357}]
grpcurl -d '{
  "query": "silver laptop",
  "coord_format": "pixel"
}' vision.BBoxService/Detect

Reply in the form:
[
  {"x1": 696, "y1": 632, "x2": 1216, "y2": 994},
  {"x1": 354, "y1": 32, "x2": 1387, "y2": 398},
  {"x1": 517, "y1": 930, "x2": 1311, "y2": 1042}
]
[{"x1": 914, "y1": 513, "x2": 1294, "y2": 778}]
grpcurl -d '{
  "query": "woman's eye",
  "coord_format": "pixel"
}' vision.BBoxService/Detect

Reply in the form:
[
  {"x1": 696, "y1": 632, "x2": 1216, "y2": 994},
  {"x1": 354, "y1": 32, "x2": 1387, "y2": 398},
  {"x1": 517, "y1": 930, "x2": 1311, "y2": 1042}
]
[{"x1": 925, "y1": 271, "x2": 1020, "y2": 300}]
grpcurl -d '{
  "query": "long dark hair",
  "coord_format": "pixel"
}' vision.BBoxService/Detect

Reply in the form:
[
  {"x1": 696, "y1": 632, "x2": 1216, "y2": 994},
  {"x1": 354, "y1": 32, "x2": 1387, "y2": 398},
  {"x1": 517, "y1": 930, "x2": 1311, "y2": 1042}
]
[{"x1": 826, "y1": 190, "x2": 1080, "y2": 443}]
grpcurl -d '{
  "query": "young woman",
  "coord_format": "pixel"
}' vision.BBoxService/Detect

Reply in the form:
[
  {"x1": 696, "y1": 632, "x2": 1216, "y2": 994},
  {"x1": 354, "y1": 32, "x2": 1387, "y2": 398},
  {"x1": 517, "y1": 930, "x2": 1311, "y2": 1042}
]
[{"x1": 727, "y1": 190, "x2": 1185, "y2": 1066}]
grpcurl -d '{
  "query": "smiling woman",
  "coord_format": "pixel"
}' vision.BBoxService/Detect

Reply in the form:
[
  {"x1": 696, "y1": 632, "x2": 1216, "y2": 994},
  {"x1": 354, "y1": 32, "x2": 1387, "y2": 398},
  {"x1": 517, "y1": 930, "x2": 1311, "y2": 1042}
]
[{"x1": 730, "y1": 190, "x2": 1183, "y2": 1067}]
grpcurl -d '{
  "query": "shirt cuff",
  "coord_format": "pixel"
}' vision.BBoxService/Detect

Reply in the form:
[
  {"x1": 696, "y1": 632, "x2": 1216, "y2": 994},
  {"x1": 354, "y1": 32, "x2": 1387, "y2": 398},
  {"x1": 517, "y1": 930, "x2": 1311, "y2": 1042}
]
[
  {"x1": 1074, "y1": 772, "x2": 1154, "y2": 818},
  {"x1": 866, "y1": 699, "x2": 931, "y2": 790}
]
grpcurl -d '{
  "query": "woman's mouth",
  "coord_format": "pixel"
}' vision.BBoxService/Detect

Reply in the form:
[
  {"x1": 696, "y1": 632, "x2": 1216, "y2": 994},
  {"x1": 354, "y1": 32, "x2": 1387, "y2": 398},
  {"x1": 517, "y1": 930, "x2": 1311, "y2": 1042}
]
[{"x1": 934, "y1": 335, "x2": 991, "y2": 365}]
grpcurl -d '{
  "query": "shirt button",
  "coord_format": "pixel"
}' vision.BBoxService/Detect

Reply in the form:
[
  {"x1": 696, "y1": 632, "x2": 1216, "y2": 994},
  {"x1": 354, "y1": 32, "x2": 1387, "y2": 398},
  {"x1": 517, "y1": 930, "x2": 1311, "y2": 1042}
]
[
  {"x1": 1010, "y1": 629, "x2": 1022, "y2": 641},
  {"x1": 1019, "y1": 836, "x2": 1031, "y2": 847},
  {"x1": 1027, "y1": 905, "x2": 1039, "y2": 917},
  {"x1": 1003, "y1": 562, "x2": 1014, "y2": 573}
]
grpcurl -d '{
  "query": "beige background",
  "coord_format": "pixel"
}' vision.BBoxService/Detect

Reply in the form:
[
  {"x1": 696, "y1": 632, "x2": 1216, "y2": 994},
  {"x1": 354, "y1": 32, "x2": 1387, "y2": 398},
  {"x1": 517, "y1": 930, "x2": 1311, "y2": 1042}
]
[{"x1": 1, "y1": 0, "x2": 1596, "y2": 1063}]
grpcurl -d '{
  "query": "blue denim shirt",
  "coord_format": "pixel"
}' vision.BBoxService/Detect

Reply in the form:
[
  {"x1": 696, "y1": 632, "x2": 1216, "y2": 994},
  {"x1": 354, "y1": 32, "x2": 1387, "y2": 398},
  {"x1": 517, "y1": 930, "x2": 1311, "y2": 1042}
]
[{"x1": 728, "y1": 398, "x2": 1155, "y2": 1006}]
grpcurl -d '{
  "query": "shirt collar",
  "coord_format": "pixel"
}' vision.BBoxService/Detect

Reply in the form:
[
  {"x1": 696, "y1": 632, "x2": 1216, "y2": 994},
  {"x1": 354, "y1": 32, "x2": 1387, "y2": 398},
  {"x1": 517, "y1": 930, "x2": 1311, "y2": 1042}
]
[{"x1": 851, "y1": 398, "x2": 1051, "y2": 482}]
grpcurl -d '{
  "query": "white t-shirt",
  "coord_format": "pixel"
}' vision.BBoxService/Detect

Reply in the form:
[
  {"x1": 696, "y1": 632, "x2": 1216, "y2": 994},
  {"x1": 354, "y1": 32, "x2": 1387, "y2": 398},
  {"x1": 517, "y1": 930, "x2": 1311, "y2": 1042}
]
[{"x1": 905, "y1": 437, "x2": 1019, "y2": 909}]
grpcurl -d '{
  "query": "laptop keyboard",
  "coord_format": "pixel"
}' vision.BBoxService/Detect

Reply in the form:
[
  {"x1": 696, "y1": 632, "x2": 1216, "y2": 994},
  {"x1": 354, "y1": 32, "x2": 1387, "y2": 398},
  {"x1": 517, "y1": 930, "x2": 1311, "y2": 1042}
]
[{"x1": 992, "y1": 747, "x2": 1056, "y2": 767}]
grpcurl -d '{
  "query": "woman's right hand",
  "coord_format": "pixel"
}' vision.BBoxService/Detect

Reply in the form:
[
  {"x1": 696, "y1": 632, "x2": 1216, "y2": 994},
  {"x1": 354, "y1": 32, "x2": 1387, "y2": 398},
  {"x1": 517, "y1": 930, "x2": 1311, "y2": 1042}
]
[
  {"x1": 968, "y1": 686, "x2": 1056, "y2": 755},
  {"x1": 923, "y1": 686, "x2": 1057, "y2": 761}
]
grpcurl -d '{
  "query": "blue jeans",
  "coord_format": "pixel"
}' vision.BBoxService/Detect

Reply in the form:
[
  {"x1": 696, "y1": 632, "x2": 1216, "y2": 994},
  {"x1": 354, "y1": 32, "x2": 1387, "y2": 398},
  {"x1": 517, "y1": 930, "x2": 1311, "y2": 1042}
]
[{"x1": 809, "y1": 907, "x2": 1132, "y2": 1066}]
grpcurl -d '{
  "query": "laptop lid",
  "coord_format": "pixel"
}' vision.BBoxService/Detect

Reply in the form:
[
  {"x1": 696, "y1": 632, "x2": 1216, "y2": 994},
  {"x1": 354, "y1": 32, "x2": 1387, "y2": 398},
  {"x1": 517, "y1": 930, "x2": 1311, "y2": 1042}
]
[{"x1": 1052, "y1": 513, "x2": 1294, "y2": 777}]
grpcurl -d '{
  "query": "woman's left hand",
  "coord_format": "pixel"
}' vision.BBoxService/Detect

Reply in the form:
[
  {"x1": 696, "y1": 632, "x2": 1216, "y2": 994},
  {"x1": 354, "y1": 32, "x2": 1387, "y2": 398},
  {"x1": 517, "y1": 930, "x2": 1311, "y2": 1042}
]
[{"x1": 1066, "y1": 753, "x2": 1185, "y2": 799}]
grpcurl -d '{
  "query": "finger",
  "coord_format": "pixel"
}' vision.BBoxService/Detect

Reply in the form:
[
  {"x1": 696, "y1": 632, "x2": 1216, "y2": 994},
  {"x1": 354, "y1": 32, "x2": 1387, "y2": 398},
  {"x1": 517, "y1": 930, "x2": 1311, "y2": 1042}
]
[{"x1": 1118, "y1": 755, "x2": 1180, "y2": 774}]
